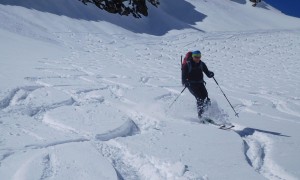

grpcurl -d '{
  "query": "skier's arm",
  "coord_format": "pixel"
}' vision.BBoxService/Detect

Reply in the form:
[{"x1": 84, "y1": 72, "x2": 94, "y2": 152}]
[{"x1": 202, "y1": 62, "x2": 214, "y2": 78}]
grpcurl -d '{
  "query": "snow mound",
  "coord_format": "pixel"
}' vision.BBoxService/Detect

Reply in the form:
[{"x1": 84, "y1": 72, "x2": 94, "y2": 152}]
[{"x1": 95, "y1": 119, "x2": 140, "y2": 141}]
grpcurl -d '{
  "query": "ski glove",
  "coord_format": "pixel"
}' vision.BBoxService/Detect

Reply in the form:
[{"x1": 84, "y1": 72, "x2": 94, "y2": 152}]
[{"x1": 208, "y1": 71, "x2": 214, "y2": 78}]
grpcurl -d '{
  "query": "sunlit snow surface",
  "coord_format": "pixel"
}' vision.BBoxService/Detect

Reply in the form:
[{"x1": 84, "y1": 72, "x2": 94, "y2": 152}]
[{"x1": 1, "y1": 0, "x2": 300, "y2": 179}]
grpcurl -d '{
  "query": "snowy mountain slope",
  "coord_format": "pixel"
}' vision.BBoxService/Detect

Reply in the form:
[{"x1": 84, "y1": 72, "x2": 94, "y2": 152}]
[
  {"x1": 1, "y1": 0, "x2": 300, "y2": 179},
  {"x1": 0, "y1": 0, "x2": 300, "y2": 37},
  {"x1": 0, "y1": 28, "x2": 65, "y2": 89}
]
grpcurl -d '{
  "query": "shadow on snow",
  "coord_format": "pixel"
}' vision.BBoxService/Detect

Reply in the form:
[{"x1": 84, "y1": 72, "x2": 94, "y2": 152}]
[
  {"x1": 235, "y1": 127, "x2": 290, "y2": 137},
  {"x1": 0, "y1": 0, "x2": 207, "y2": 36},
  {"x1": 229, "y1": 0, "x2": 247, "y2": 5}
]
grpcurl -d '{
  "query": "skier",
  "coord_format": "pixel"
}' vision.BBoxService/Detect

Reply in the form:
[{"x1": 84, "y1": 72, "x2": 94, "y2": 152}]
[{"x1": 182, "y1": 50, "x2": 214, "y2": 120}]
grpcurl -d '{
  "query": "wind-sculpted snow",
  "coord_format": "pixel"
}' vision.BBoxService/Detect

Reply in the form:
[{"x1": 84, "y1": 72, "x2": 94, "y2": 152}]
[
  {"x1": 1, "y1": 29, "x2": 300, "y2": 179},
  {"x1": 24, "y1": 138, "x2": 89, "y2": 149},
  {"x1": 95, "y1": 119, "x2": 140, "y2": 141},
  {"x1": 235, "y1": 126, "x2": 297, "y2": 180},
  {"x1": 98, "y1": 140, "x2": 205, "y2": 180},
  {"x1": 0, "y1": 86, "x2": 42, "y2": 110}
]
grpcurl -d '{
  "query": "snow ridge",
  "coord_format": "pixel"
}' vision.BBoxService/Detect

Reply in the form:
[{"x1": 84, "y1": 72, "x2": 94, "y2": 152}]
[
  {"x1": 235, "y1": 127, "x2": 297, "y2": 180},
  {"x1": 98, "y1": 141, "x2": 204, "y2": 180},
  {"x1": 0, "y1": 86, "x2": 42, "y2": 110},
  {"x1": 95, "y1": 119, "x2": 140, "y2": 141},
  {"x1": 40, "y1": 154, "x2": 54, "y2": 180}
]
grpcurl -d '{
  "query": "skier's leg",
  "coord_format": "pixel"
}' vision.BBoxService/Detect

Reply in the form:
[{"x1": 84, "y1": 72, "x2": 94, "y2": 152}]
[
  {"x1": 188, "y1": 85, "x2": 204, "y2": 118},
  {"x1": 198, "y1": 83, "x2": 208, "y2": 99},
  {"x1": 197, "y1": 83, "x2": 212, "y2": 117},
  {"x1": 188, "y1": 84, "x2": 211, "y2": 118},
  {"x1": 196, "y1": 98, "x2": 205, "y2": 118}
]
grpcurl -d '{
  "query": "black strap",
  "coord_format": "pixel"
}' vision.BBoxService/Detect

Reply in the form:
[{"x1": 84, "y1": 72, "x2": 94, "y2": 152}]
[{"x1": 187, "y1": 61, "x2": 203, "y2": 74}]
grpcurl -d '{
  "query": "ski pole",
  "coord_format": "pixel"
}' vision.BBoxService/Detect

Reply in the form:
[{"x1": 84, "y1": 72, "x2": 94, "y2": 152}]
[
  {"x1": 213, "y1": 77, "x2": 239, "y2": 117},
  {"x1": 169, "y1": 86, "x2": 187, "y2": 108},
  {"x1": 168, "y1": 55, "x2": 185, "y2": 109},
  {"x1": 181, "y1": 55, "x2": 183, "y2": 69}
]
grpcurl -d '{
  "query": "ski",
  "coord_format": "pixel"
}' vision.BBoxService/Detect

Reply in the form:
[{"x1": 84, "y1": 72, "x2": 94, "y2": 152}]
[
  {"x1": 219, "y1": 125, "x2": 235, "y2": 130},
  {"x1": 203, "y1": 118, "x2": 224, "y2": 127},
  {"x1": 201, "y1": 118, "x2": 234, "y2": 130}
]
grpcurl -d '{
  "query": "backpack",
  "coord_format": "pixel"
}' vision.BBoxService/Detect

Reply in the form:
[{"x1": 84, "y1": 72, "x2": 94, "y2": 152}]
[
  {"x1": 181, "y1": 51, "x2": 193, "y2": 70},
  {"x1": 181, "y1": 51, "x2": 203, "y2": 73}
]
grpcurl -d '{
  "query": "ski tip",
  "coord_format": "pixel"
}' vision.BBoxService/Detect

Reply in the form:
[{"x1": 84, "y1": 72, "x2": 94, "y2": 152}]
[
  {"x1": 219, "y1": 125, "x2": 226, "y2": 129},
  {"x1": 220, "y1": 125, "x2": 235, "y2": 130}
]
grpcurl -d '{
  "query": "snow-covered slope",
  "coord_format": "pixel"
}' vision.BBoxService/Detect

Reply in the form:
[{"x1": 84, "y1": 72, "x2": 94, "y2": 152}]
[
  {"x1": 0, "y1": 0, "x2": 300, "y2": 37},
  {"x1": 1, "y1": 0, "x2": 300, "y2": 179}
]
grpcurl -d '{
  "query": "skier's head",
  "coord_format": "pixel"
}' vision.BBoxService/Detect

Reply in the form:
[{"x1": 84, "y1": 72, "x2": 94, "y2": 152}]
[{"x1": 192, "y1": 50, "x2": 201, "y2": 62}]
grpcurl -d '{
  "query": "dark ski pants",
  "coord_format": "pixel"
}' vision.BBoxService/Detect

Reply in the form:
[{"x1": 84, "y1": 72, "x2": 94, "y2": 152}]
[{"x1": 187, "y1": 83, "x2": 210, "y2": 118}]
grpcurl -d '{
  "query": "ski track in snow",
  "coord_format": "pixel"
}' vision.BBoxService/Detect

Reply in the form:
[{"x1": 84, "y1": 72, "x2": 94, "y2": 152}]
[
  {"x1": 9, "y1": 151, "x2": 58, "y2": 180},
  {"x1": 0, "y1": 86, "x2": 43, "y2": 110},
  {"x1": 1, "y1": 29, "x2": 300, "y2": 179},
  {"x1": 40, "y1": 154, "x2": 55, "y2": 180},
  {"x1": 234, "y1": 126, "x2": 297, "y2": 180},
  {"x1": 96, "y1": 140, "x2": 202, "y2": 180}
]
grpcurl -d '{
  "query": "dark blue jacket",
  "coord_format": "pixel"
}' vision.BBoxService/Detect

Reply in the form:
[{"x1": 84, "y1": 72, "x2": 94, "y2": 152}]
[{"x1": 182, "y1": 60, "x2": 212, "y2": 85}]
